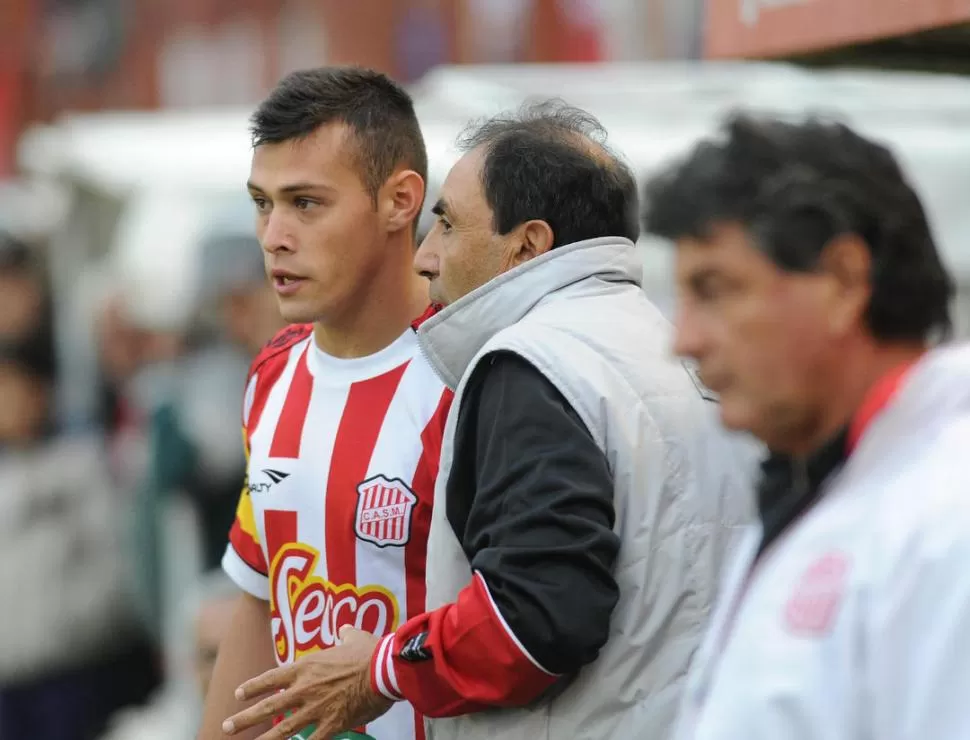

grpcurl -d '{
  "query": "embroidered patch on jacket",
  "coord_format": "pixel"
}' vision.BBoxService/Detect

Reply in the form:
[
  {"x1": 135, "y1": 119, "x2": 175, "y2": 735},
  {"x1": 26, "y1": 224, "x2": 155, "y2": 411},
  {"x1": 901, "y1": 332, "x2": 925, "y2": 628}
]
[
  {"x1": 784, "y1": 551, "x2": 850, "y2": 636},
  {"x1": 354, "y1": 475, "x2": 417, "y2": 548}
]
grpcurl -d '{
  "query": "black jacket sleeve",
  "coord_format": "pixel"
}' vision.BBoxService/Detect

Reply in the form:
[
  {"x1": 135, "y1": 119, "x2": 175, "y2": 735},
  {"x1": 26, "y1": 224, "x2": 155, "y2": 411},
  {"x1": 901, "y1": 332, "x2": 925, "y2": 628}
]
[{"x1": 446, "y1": 350, "x2": 620, "y2": 675}]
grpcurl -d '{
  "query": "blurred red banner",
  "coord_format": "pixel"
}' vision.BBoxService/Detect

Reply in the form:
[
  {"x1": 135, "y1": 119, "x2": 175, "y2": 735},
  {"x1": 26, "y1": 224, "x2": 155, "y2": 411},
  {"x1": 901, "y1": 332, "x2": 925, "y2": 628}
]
[
  {"x1": 0, "y1": 68, "x2": 18, "y2": 177},
  {"x1": 0, "y1": 0, "x2": 37, "y2": 177},
  {"x1": 706, "y1": 0, "x2": 970, "y2": 58}
]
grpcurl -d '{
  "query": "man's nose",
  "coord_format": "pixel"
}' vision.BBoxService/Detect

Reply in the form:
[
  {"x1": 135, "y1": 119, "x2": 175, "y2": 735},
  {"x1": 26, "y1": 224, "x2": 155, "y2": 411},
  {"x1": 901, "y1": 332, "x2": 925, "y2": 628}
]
[
  {"x1": 260, "y1": 209, "x2": 293, "y2": 253},
  {"x1": 413, "y1": 237, "x2": 438, "y2": 279},
  {"x1": 671, "y1": 303, "x2": 707, "y2": 360}
]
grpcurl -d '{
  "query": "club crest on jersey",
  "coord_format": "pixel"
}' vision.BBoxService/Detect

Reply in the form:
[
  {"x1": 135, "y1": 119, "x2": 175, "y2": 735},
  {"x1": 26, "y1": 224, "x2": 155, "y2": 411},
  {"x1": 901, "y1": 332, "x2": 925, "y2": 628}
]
[{"x1": 354, "y1": 475, "x2": 417, "y2": 548}]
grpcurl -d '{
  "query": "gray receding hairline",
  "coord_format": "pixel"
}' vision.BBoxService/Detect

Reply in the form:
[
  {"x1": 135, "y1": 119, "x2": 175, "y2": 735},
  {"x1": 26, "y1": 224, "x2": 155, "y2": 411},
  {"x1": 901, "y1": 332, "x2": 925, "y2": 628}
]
[
  {"x1": 454, "y1": 99, "x2": 638, "y2": 205},
  {"x1": 456, "y1": 98, "x2": 618, "y2": 160}
]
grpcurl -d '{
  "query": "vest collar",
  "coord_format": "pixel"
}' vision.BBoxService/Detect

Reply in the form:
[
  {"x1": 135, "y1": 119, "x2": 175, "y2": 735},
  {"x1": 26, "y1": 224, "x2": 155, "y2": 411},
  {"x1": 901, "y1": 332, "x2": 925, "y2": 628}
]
[{"x1": 417, "y1": 237, "x2": 641, "y2": 389}]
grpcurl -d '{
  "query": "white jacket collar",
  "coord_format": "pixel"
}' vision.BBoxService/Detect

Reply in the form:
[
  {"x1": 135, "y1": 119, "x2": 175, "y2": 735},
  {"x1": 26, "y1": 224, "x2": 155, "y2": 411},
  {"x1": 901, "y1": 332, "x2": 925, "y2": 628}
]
[
  {"x1": 846, "y1": 341, "x2": 970, "y2": 476},
  {"x1": 417, "y1": 237, "x2": 641, "y2": 389}
]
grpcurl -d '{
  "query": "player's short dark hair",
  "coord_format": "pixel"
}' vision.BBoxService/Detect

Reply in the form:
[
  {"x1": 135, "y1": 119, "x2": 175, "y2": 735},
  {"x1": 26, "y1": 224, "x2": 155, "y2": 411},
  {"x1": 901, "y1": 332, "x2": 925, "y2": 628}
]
[
  {"x1": 457, "y1": 99, "x2": 640, "y2": 248},
  {"x1": 251, "y1": 66, "x2": 428, "y2": 203},
  {"x1": 642, "y1": 113, "x2": 954, "y2": 343}
]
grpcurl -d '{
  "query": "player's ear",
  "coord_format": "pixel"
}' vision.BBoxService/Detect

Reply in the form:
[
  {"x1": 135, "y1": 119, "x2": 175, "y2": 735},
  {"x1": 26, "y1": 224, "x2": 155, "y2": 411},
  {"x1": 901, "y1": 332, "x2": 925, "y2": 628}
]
[{"x1": 382, "y1": 170, "x2": 425, "y2": 234}]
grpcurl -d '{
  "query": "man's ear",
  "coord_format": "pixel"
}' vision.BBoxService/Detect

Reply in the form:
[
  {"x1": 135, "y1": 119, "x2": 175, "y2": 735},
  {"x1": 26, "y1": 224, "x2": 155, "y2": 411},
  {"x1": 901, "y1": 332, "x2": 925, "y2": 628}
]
[
  {"x1": 508, "y1": 219, "x2": 554, "y2": 268},
  {"x1": 382, "y1": 170, "x2": 425, "y2": 234},
  {"x1": 818, "y1": 233, "x2": 872, "y2": 337}
]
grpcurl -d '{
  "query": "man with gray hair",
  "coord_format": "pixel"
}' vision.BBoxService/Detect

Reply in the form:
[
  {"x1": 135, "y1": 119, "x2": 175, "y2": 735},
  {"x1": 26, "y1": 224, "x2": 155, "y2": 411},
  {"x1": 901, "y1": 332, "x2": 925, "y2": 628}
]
[{"x1": 224, "y1": 100, "x2": 755, "y2": 740}]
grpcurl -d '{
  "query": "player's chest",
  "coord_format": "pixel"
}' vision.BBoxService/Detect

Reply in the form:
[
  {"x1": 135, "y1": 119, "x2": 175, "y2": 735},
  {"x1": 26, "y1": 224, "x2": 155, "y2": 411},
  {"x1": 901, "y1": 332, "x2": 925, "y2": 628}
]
[
  {"x1": 245, "y1": 417, "x2": 432, "y2": 552},
  {"x1": 250, "y1": 370, "x2": 438, "y2": 526},
  {"x1": 247, "y1": 403, "x2": 437, "y2": 663}
]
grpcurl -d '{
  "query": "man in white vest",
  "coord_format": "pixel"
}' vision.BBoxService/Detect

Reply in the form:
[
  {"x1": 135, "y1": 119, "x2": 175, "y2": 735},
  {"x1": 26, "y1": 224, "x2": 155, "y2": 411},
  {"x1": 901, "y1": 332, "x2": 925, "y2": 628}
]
[
  {"x1": 643, "y1": 113, "x2": 969, "y2": 740},
  {"x1": 225, "y1": 100, "x2": 756, "y2": 739}
]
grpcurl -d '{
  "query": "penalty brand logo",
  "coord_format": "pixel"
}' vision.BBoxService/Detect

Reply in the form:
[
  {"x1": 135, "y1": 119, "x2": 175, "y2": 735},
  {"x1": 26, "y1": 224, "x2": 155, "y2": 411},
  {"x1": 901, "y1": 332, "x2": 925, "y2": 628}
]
[
  {"x1": 264, "y1": 468, "x2": 290, "y2": 484},
  {"x1": 250, "y1": 468, "x2": 290, "y2": 494}
]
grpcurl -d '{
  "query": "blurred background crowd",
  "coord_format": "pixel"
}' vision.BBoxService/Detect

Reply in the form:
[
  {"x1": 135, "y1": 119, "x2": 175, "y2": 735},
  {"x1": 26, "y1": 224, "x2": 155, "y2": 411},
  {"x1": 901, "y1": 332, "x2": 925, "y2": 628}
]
[{"x1": 0, "y1": 1, "x2": 969, "y2": 739}]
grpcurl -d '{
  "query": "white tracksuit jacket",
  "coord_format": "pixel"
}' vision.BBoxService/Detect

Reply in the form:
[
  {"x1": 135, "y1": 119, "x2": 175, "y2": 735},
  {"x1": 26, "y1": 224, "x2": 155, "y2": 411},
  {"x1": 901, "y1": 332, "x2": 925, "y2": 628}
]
[{"x1": 676, "y1": 342, "x2": 970, "y2": 740}]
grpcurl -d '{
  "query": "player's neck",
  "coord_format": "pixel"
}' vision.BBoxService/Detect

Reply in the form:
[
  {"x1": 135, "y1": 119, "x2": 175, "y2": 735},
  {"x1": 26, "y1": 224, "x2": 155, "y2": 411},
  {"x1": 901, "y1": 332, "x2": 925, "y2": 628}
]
[{"x1": 312, "y1": 236, "x2": 429, "y2": 360}]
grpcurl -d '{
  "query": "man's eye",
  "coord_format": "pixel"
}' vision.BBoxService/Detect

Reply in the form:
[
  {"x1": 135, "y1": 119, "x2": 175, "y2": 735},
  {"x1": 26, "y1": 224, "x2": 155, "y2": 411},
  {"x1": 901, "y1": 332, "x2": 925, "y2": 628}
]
[
  {"x1": 696, "y1": 282, "x2": 721, "y2": 302},
  {"x1": 690, "y1": 274, "x2": 732, "y2": 303},
  {"x1": 252, "y1": 197, "x2": 269, "y2": 212},
  {"x1": 294, "y1": 197, "x2": 315, "y2": 211},
  {"x1": 438, "y1": 216, "x2": 452, "y2": 233}
]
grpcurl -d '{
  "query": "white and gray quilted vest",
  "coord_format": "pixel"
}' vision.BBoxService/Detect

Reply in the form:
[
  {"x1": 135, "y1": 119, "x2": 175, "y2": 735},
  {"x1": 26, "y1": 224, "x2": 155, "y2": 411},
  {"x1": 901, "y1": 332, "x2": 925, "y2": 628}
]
[{"x1": 416, "y1": 238, "x2": 757, "y2": 740}]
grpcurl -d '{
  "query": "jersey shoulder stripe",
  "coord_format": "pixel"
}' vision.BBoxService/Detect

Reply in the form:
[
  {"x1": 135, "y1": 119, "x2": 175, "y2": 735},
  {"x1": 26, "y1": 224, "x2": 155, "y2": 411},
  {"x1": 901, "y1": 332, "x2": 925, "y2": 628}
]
[
  {"x1": 246, "y1": 323, "x2": 313, "y2": 432},
  {"x1": 251, "y1": 323, "x2": 314, "y2": 379}
]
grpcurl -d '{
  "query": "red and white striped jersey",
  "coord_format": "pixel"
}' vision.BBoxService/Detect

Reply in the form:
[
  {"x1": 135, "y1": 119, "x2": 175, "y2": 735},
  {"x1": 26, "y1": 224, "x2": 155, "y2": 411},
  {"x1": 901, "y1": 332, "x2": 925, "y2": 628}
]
[{"x1": 223, "y1": 315, "x2": 452, "y2": 740}]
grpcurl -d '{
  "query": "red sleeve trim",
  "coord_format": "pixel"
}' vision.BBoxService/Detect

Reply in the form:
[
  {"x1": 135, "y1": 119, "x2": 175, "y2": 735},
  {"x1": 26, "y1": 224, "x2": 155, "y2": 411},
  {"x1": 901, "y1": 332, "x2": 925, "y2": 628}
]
[
  {"x1": 228, "y1": 519, "x2": 268, "y2": 575},
  {"x1": 476, "y1": 572, "x2": 558, "y2": 677},
  {"x1": 376, "y1": 571, "x2": 559, "y2": 718},
  {"x1": 244, "y1": 323, "x2": 312, "y2": 445}
]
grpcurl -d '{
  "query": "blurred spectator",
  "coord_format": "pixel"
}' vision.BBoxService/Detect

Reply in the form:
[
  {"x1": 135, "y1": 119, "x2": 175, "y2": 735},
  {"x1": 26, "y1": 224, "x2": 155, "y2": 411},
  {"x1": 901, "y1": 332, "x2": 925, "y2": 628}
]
[
  {"x1": 397, "y1": 0, "x2": 450, "y2": 81},
  {"x1": 0, "y1": 230, "x2": 54, "y2": 370},
  {"x1": 462, "y1": 0, "x2": 533, "y2": 62},
  {"x1": 198, "y1": 210, "x2": 281, "y2": 360},
  {"x1": 98, "y1": 570, "x2": 240, "y2": 740},
  {"x1": 93, "y1": 292, "x2": 152, "y2": 492},
  {"x1": 191, "y1": 571, "x2": 240, "y2": 700},
  {"x1": 0, "y1": 336, "x2": 159, "y2": 739},
  {"x1": 0, "y1": 341, "x2": 53, "y2": 446},
  {"x1": 0, "y1": 233, "x2": 46, "y2": 340},
  {"x1": 180, "y1": 203, "x2": 283, "y2": 569},
  {"x1": 101, "y1": 198, "x2": 281, "y2": 642}
]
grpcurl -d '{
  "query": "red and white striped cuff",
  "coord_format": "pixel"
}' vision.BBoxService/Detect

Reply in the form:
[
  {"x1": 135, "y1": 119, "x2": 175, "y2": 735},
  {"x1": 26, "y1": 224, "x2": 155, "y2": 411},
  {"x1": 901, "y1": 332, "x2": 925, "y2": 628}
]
[{"x1": 371, "y1": 633, "x2": 405, "y2": 702}]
